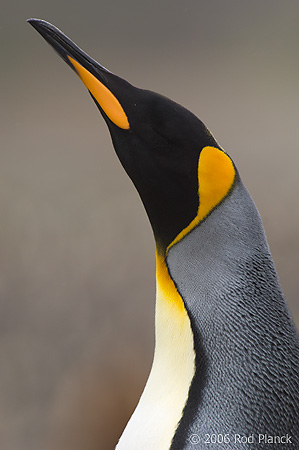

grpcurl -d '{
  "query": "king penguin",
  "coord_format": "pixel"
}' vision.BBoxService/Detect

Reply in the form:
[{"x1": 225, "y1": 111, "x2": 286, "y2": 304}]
[{"x1": 28, "y1": 19, "x2": 299, "y2": 450}]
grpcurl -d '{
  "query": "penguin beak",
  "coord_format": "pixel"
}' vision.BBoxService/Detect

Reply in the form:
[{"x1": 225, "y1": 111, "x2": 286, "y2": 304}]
[{"x1": 27, "y1": 19, "x2": 130, "y2": 130}]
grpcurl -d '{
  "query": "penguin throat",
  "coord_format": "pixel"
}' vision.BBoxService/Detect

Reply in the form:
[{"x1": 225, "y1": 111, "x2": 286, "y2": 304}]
[{"x1": 116, "y1": 255, "x2": 195, "y2": 450}]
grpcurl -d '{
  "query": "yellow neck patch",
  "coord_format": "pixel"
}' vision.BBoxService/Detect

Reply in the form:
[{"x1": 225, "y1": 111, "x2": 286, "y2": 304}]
[
  {"x1": 68, "y1": 56, "x2": 130, "y2": 130},
  {"x1": 156, "y1": 253, "x2": 186, "y2": 313},
  {"x1": 168, "y1": 146, "x2": 235, "y2": 252}
]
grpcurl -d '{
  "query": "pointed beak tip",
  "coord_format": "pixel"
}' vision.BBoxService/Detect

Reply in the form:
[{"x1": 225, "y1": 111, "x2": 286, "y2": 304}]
[
  {"x1": 27, "y1": 18, "x2": 61, "y2": 39},
  {"x1": 27, "y1": 18, "x2": 40, "y2": 30},
  {"x1": 27, "y1": 18, "x2": 46, "y2": 28}
]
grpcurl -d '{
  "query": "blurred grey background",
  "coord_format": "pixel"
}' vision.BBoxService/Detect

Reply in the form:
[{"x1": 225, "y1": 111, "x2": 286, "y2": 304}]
[{"x1": 1, "y1": 1, "x2": 299, "y2": 449}]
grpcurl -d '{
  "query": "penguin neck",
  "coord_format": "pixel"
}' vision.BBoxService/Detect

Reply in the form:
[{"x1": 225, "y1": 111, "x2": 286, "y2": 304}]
[
  {"x1": 166, "y1": 180, "x2": 299, "y2": 443},
  {"x1": 116, "y1": 253, "x2": 195, "y2": 450}
]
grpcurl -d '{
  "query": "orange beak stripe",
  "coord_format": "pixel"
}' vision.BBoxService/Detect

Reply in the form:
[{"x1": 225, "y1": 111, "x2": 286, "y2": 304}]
[{"x1": 68, "y1": 56, "x2": 130, "y2": 130}]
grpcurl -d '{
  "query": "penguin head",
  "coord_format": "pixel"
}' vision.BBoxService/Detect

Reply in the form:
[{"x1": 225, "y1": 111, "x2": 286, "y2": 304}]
[
  {"x1": 28, "y1": 19, "x2": 235, "y2": 254},
  {"x1": 105, "y1": 89, "x2": 220, "y2": 253}
]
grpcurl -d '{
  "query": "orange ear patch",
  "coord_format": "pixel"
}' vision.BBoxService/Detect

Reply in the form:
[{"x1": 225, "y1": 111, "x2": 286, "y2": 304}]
[
  {"x1": 196, "y1": 146, "x2": 235, "y2": 221},
  {"x1": 68, "y1": 56, "x2": 130, "y2": 130},
  {"x1": 168, "y1": 146, "x2": 235, "y2": 251}
]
